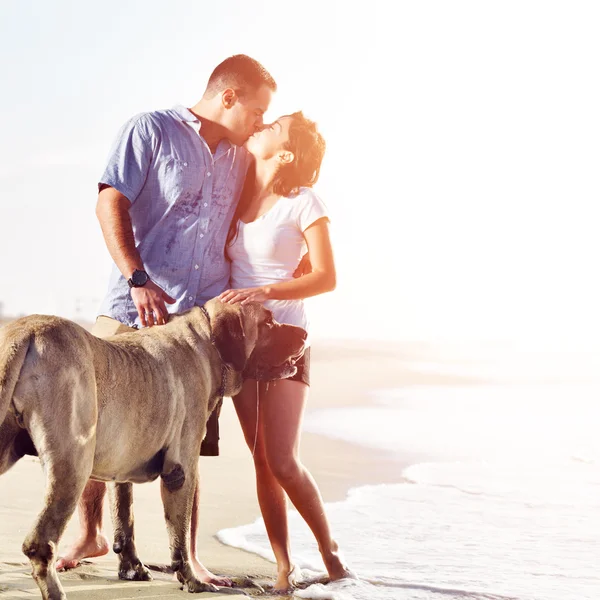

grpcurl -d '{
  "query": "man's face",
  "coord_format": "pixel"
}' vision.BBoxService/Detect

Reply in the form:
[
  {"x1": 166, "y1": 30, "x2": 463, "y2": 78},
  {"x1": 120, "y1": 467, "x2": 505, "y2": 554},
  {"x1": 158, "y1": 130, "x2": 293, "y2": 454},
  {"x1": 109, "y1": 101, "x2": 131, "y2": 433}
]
[{"x1": 225, "y1": 84, "x2": 273, "y2": 146}]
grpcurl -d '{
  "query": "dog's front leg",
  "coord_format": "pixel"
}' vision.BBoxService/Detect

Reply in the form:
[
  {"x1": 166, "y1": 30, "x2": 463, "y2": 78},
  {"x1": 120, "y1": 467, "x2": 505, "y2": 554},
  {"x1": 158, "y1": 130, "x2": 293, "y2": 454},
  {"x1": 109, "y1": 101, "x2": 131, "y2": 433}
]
[
  {"x1": 160, "y1": 461, "x2": 219, "y2": 593},
  {"x1": 108, "y1": 482, "x2": 152, "y2": 582}
]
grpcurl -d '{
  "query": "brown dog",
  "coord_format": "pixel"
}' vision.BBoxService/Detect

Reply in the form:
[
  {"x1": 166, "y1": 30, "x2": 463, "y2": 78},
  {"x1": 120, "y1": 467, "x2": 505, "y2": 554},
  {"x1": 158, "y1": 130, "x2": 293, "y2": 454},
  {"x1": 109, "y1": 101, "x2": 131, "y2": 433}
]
[{"x1": 0, "y1": 298, "x2": 306, "y2": 600}]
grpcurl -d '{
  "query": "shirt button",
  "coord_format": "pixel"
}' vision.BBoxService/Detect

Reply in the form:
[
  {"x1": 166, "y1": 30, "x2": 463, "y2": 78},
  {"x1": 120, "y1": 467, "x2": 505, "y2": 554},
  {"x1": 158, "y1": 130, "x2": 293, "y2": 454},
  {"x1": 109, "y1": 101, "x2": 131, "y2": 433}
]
[
  {"x1": 206, "y1": 171, "x2": 211, "y2": 177},
  {"x1": 203, "y1": 202, "x2": 208, "y2": 207},
  {"x1": 188, "y1": 295, "x2": 193, "y2": 301},
  {"x1": 183, "y1": 162, "x2": 188, "y2": 167},
  {"x1": 199, "y1": 233, "x2": 204, "y2": 238},
  {"x1": 194, "y1": 264, "x2": 199, "y2": 270}
]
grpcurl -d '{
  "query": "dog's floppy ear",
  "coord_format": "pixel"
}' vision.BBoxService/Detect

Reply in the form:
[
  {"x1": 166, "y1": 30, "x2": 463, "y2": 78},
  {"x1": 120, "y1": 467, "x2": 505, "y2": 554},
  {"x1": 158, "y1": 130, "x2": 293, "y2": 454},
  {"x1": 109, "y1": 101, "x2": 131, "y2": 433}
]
[{"x1": 212, "y1": 310, "x2": 247, "y2": 372}]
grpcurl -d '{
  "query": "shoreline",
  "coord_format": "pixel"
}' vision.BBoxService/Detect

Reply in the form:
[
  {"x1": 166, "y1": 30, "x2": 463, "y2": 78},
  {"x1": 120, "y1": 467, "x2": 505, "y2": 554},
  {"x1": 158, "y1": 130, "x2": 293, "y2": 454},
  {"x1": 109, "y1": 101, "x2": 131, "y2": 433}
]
[{"x1": 0, "y1": 334, "x2": 477, "y2": 599}]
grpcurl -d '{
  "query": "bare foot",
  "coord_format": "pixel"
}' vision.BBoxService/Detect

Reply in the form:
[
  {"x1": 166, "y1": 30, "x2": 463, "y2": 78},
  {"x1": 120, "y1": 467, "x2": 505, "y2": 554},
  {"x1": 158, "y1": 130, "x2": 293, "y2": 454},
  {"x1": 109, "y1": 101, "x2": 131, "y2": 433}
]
[
  {"x1": 323, "y1": 542, "x2": 356, "y2": 582},
  {"x1": 171, "y1": 557, "x2": 232, "y2": 587},
  {"x1": 325, "y1": 555, "x2": 356, "y2": 581},
  {"x1": 273, "y1": 564, "x2": 299, "y2": 593},
  {"x1": 55, "y1": 534, "x2": 110, "y2": 571},
  {"x1": 331, "y1": 564, "x2": 358, "y2": 581}
]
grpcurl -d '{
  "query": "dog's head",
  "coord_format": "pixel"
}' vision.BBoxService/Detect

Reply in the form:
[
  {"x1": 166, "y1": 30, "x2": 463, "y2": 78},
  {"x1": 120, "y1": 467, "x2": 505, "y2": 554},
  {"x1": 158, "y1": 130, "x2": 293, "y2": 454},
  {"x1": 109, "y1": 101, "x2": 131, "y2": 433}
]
[{"x1": 203, "y1": 298, "x2": 307, "y2": 385}]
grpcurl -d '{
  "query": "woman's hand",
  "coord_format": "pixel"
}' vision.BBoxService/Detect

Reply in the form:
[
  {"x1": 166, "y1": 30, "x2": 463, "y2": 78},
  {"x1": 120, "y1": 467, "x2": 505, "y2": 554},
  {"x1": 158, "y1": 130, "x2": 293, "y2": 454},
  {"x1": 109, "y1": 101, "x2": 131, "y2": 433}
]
[{"x1": 219, "y1": 286, "x2": 271, "y2": 305}]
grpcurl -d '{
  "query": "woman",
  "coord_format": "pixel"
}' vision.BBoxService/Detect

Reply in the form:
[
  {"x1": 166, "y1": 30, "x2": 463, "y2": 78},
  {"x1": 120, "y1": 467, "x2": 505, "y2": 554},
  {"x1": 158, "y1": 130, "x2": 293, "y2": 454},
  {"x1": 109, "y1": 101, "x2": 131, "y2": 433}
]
[{"x1": 219, "y1": 112, "x2": 353, "y2": 592}]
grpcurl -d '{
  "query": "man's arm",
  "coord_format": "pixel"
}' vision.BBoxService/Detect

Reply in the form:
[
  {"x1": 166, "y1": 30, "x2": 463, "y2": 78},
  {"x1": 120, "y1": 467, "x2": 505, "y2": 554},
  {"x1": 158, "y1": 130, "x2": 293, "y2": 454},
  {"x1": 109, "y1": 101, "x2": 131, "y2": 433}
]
[
  {"x1": 96, "y1": 185, "x2": 142, "y2": 277},
  {"x1": 96, "y1": 186, "x2": 175, "y2": 327}
]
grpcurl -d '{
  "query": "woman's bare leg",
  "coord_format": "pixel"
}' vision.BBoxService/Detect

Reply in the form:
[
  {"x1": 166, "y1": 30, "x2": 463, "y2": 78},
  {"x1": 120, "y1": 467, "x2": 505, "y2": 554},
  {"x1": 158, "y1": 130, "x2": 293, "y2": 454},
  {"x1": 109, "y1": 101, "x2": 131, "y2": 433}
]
[
  {"x1": 259, "y1": 379, "x2": 351, "y2": 581},
  {"x1": 233, "y1": 380, "x2": 294, "y2": 590}
]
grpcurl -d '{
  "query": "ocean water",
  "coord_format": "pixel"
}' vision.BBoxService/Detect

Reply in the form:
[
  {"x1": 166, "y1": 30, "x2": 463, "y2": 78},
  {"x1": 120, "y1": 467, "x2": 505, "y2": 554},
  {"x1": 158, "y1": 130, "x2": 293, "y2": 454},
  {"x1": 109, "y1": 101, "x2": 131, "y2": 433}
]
[{"x1": 218, "y1": 346, "x2": 600, "y2": 599}]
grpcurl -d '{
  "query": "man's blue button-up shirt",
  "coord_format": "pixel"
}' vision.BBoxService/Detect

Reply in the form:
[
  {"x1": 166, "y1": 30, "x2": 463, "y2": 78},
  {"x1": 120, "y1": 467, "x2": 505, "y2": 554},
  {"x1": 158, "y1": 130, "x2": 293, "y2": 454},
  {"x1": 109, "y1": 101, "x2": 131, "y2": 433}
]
[{"x1": 98, "y1": 105, "x2": 250, "y2": 327}]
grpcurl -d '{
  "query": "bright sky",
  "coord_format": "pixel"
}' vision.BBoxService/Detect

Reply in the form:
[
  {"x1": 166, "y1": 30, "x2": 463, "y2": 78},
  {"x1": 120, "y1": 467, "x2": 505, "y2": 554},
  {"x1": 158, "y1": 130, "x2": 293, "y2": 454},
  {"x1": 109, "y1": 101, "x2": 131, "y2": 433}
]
[{"x1": 0, "y1": 1, "x2": 598, "y2": 343}]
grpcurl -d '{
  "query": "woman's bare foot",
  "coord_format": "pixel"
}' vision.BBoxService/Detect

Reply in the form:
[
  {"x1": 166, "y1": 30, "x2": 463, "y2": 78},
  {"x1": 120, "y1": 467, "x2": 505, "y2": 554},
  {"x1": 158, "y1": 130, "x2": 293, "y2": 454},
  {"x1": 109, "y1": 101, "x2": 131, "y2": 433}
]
[
  {"x1": 171, "y1": 557, "x2": 232, "y2": 587},
  {"x1": 322, "y1": 542, "x2": 356, "y2": 582},
  {"x1": 55, "y1": 534, "x2": 110, "y2": 571},
  {"x1": 273, "y1": 564, "x2": 299, "y2": 593}
]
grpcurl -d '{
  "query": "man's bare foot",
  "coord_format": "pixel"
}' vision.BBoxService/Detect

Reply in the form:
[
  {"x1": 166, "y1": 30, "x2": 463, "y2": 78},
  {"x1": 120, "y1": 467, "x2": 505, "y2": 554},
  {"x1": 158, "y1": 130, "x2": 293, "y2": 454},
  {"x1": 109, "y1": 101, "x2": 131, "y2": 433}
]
[
  {"x1": 173, "y1": 557, "x2": 232, "y2": 587},
  {"x1": 273, "y1": 564, "x2": 299, "y2": 593},
  {"x1": 55, "y1": 534, "x2": 110, "y2": 571}
]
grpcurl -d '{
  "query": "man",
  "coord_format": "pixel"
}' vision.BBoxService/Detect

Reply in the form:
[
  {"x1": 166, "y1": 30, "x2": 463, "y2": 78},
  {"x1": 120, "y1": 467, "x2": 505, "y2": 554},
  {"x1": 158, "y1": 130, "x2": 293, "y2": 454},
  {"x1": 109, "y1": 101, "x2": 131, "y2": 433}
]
[{"x1": 55, "y1": 54, "x2": 276, "y2": 586}]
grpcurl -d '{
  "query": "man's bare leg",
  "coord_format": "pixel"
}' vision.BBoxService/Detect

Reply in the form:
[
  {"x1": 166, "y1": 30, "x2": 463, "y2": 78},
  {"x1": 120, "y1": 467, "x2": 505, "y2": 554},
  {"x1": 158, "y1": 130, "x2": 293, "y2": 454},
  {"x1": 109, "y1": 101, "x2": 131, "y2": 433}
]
[
  {"x1": 55, "y1": 480, "x2": 110, "y2": 570},
  {"x1": 185, "y1": 469, "x2": 233, "y2": 587}
]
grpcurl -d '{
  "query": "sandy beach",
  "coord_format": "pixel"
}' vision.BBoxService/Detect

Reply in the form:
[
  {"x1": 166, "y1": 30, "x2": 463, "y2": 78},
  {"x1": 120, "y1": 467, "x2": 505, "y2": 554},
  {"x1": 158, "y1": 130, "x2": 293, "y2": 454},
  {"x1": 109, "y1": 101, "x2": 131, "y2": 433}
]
[{"x1": 0, "y1": 323, "x2": 472, "y2": 600}]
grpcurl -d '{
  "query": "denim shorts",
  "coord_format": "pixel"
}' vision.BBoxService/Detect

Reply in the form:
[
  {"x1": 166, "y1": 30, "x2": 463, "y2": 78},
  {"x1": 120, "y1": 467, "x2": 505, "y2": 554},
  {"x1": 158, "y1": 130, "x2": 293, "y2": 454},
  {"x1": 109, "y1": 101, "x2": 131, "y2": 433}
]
[
  {"x1": 200, "y1": 347, "x2": 311, "y2": 456},
  {"x1": 287, "y1": 347, "x2": 311, "y2": 387}
]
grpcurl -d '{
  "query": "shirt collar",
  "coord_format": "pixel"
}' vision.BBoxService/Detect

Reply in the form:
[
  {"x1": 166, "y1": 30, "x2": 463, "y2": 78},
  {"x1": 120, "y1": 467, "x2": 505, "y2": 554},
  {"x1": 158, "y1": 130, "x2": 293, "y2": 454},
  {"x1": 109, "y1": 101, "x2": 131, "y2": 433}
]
[
  {"x1": 172, "y1": 104, "x2": 234, "y2": 153},
  {"x1": 172, "y1": 104, "x2": 200, "y2": 124}
]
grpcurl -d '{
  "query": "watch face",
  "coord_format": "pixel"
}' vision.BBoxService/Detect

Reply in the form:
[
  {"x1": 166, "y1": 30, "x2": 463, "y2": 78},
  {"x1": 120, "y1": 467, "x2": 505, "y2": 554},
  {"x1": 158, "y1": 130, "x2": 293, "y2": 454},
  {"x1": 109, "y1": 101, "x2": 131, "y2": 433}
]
[{"x1": 131, "y1": 270, "x2": 149, "y2": 286}]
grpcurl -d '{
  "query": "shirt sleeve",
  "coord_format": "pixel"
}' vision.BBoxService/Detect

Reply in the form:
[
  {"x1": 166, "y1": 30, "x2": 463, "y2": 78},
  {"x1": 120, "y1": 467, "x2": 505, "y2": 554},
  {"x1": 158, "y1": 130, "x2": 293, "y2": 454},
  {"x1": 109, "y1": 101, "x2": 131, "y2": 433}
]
[
  {"x1": 98, "y1": 114, "x2": 155, "y2": 204},
  {"x1": 295, "y1": 188, "x2": 330, "y2": 232}
]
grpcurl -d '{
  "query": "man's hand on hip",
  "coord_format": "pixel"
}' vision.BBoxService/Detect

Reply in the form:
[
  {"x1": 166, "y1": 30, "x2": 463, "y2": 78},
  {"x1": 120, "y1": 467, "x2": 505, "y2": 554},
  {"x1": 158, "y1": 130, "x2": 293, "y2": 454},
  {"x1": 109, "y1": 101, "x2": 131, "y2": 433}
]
[{"x1": 131, "y1": 281, "x2": 176, "y2": 327}]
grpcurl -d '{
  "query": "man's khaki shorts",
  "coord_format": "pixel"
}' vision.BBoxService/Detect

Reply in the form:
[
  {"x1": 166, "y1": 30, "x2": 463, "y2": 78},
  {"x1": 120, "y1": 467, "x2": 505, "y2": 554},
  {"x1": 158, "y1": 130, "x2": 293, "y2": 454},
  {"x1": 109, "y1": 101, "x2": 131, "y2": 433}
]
[{"x1": 92, "y1": 316, "x2": 221, "y2": 456}]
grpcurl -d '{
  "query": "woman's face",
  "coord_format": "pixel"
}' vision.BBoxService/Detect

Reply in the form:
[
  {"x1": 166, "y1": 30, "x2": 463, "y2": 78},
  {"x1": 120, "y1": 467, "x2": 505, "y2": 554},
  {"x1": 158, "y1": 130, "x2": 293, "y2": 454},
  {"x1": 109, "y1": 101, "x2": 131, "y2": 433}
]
[{"x1": 245, "y1": 116, "x2": 293, "y2": 160}]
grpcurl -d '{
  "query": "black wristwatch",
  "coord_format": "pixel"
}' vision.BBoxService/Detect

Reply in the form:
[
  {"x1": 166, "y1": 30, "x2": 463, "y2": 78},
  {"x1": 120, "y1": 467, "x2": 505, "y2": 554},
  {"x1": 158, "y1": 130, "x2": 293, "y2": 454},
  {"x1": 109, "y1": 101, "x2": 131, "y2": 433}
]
[{"x1": 127, "y1": 269, "x2": 150, "y2": 288}]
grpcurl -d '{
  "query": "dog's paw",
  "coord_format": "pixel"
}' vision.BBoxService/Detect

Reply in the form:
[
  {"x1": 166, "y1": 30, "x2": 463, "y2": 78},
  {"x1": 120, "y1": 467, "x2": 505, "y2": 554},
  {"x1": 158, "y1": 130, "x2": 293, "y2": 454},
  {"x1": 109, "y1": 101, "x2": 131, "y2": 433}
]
[
  {"x1": 185, "y1": 579, "x2": 220, "y2": 593},
  {"x1": 118, "y1": 560, "x2": 152, "y2": 582}
]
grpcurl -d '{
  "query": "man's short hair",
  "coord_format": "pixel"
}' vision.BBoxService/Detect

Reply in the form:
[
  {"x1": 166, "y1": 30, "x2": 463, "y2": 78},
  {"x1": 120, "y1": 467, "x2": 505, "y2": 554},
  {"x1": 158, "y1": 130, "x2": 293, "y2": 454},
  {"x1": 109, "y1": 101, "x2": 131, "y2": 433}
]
[{"x1": 205, "y1": 54, "x2": 277, "y2": 99}]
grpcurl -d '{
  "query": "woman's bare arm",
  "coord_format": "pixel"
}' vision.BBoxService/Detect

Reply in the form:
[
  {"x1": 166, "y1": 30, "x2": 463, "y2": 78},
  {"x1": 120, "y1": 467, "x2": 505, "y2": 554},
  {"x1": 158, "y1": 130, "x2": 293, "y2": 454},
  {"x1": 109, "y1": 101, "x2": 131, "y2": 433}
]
[{"x1": 219, "y1": 218, "x2": 335, "y2": 304}]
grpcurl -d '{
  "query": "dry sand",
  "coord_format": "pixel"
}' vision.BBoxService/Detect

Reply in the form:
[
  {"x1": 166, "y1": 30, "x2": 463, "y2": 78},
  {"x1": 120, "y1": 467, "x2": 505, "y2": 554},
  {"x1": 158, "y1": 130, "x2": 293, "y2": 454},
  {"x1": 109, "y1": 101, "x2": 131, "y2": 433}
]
[{"x1": 0, "y1": 329, "x2": 474, "y2": 599}]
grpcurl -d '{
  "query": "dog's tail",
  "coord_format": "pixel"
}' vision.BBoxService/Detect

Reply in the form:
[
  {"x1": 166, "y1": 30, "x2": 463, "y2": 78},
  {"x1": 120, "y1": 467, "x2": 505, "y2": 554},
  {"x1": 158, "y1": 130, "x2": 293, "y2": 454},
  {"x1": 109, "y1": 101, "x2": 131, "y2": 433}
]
[{"x1": 0, "y1": 323, "x2": 32, "y2": 425}]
